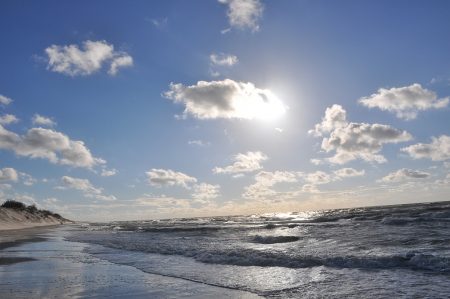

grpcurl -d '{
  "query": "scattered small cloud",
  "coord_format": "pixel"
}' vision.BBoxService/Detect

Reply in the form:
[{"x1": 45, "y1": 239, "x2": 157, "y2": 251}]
[
  {"x1": 101, "y1": 168, "x2": 118, "y2": 177},
  {"x1": 43, "y1": 197, "x2": 58, "y2": 204},
  {"x1": 310, "y1": 159, "x2": 323, "y2": 165},
  {"x1": 60, "y1": 176, "x2": 116, "y2": 201},
  {"x1": 0, "y1": 125, "x2": 104, "y2": 169},
  {"x1": 309, "y1": 104, "x2": 347, "y2": 137},
  {"x1": 334, "y1": 168, "x2": 365, "y2": 178},
  {"x1": 108, "y1": 55, "x2": 133, "y2": 75},
  {"x1": 309, "y1": 104, "x2": 412, "y2": 164},
  {"x1": 19, "y1": 172, "x2": 37, "y2": 186},
  {"x1": 275, "y1": 127, "x2": 283, "y2": 133},
  {"x1": 401, "y1": 135, "x2": 450, "y2": 161},
  {"x1": 0, "y1": 167, "x2": 18, "y2": 182},
  {"x1": 305, "y1": 171, "x2": 332, "y2": 185},
  {"x1": 192, "y1": 183, "x2": 220, "y2": 201},
  {"x1": 213, "y1": 151, "x2": 267, "y2": 174},
  {"x1": 148, "y1": 17, "x2": 168, "y2": 29},
  {"x1": 379, "y1": 168, "x2": 430, "y2": 183},
  {"x1": 188, "y1": 140, "x2": 211, "y2": 147},
  {"x1": 210, "y1": 53, "x2": 238, "y2": 66},
  {"x1": 301, "y1": 184, "x2": 320, "y2": 193},
  {"x1": 0, "y1": 95, "x2": 12, "y2": 105},
  {"x1": 135, "y1": 195, "x2": 190, "y2": 210},
  {"x1": 0, "y1": 114, "x2": 19, "y2": 125},
  {"x1": 208, "y1": 53, "x2": 238, "y2": 77},
  {"x1": 32, "y1": 114, "x2": 56, "y2": 127},
  {"x1": 243, "y1": 170, "x2": 300, "y2": 200},
  {"x1": 209, "y1": 69, "x2": 221, "y2": 77},
  {"x1": 146, "y1": 169, "x2": 197, "y2": 189},
  {"x1": 164, "y1": 79, "x2": 286, "y2": 120},
  {"x1": 359, "y1": 84, "x2": 449, "y2": 120},
  {"x1": 218, "y1": 0, "x2": 264, "y2": 32},
  {"x1": 45, "y1": 40, "x2": 133, "y2": 76}
]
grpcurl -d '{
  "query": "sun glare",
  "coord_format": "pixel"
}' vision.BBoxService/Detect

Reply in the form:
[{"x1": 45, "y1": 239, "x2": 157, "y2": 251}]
[{"x1": 253, "y1": 91, "x2": 287, "y2": 121}]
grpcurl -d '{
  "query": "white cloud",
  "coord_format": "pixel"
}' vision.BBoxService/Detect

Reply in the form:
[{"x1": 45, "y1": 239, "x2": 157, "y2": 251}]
[
  {"x1": 146, "y1": 169, "x2": 197, "y2": 188},
  {"x1": 254, "y1": 170, "x2": 299, "y2": 185},
  {"x1": 334, "y1": 168, "x2": 365, "y2": 178},
  {"x1": 310, "y1": 105, "x2": 412, "y2": 164},
  {"x1": 243, "y1": 183, "x2": 276, "y2": 200},
  {"x1": 108, "y1": 55, "x2": 133, "y2": 75},
  {"x1": 359, "y1": 84, "x2": 449, "y2": 120},
  {"x1": 379, "y1": 168, "x2": 430, "y2": 183},
  {"x1": 101, "y1": 168, "x2": 117, "y2": 177},
  {"x1": 32, "y1": 114, "x2": 56, "y2": 127},
  {"x1": 0, "y1": 125, "x2": 103, "y2": 169},
  {"x1": 209, "y1": 69, "x2": 221, "y2": 77},
  {"x1": 0, "y1": 168, "x2": 18, "y2": 182},
  {"x1": 275, "y1": 127, "x2": 283, "y2": 133},
  {"x1": 61, "y1": 176, "x2": 101, "y2": 193},
  {"x1": 0, "y1": 114, "x2": 19, "y2": 125},
  {"x1": 240, "y1": 168, "x2": 362, "y2": 197},
  {"x1": 192, "y1": 183, "x2": 220, "y2": 201},
  {"x1": 45, "y1": 40, "x2": 133, "y2": 76},
  {"x1": 43, "y1": 197, "x2": 58, "y2": 204},
  {"x1": 135, "y1": 195, "x2": 190, "y2": 210},
  {"x1": 0, "y1": 95, "x2": 12, "y2": 105},
  {"x1": 309, "y1": 104, "x2": 347, "y2": 137},
  {"x1": 310, "y1": 159, "x2": 323, "y2": 165},
  {"x1": 305, "y1": 171, "x2": 332, "y2": 185},
  {"x1": 213, "y1": 151, "x2": 267, "y2": 174},
  {"x1": 210, "y1": 53, "x2": 238, "y2": 66},
  {"x1": 148, "y1": 17, "x2": 168, "y2": 29},
  {"x1": 401, "y1": 135, "x2": 450, "y2": 161},
  {"x1": 188, "y1": 140, "x2": 210, "y2": 147},
  {"x1": 219, "y1": 0, "x2": 263, "y2": 32},
  {"x1": 243, "y1": 170, "x2": 300, "y2": 200},
  {"x1": 60, "y1": 176, "x2": 116, "y2": 201},
  {"x1": 164, "y1": 79, "x2": 286, "y2": 120},
  {"x1": 301, "y1": 184, "x2": 320, "y2": 193},
  {"x1": 20, "y1": 172, "x2": 37, "y2": 186}
]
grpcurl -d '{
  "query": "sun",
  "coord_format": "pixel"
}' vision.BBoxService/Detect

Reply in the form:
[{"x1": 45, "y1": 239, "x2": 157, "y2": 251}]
[
  {"x1": 254, "y1": 90, "x2": 287, "y2": 121},
  {"x1": 235, "y1": 88, "x2": 287, "y2": 121}
]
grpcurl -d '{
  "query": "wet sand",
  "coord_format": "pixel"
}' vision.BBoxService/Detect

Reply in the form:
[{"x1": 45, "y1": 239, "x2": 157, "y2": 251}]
[{"x1": 0, "y1": 226, "x2": 260, "y2": 298}]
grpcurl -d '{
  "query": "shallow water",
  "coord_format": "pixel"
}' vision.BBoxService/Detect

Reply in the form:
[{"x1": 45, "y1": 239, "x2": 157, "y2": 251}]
[
  {"x1": 0, "y1": 227, "x2": 258, "y2": 298},
  {"x1": 69, "y1": 201, "x2": 450, "y2": 298}
]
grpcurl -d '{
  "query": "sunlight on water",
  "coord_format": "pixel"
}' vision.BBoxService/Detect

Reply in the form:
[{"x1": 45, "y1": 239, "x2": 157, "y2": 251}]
[{"x1": 70, "y1": 202, "x2": 450, "y2": 297}]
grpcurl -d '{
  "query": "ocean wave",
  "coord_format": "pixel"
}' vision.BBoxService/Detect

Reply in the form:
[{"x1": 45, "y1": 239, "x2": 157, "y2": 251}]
[
  {"x1": 407, "y1": 253, "x2": 450, "y2": 272},
  {"x1": 381, "y1": 216, "x2": 450, "y2": 225},
  {"x1": 381, "y1": 217, "x2": 415, "y2": 225},
  {"x1": 250, "y1": 235, "x2": 300, "y2": 244},
  {"x1": 193, "y1": 249, "x2": 450, "y2": 272},
  {"x1": 75, "y1": 232, "x2": 450, "y2": 273}
]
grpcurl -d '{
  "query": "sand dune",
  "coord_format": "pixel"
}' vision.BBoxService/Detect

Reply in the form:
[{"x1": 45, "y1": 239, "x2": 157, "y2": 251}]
[{"x1": 0, "y1": 208, "x2": 69, "y2": 231}]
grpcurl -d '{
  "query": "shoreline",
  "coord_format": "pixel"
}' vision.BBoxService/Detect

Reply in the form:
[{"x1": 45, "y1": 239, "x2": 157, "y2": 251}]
[
  {"x1": 0, "y1": 223, "x2": 65, "y2": 231},
  {"x1": 0, "y1": 225, "x2": 260, "y2": 298},
  {"x1": 0, "y1": 226, "x2": 55, "y2": 266}
]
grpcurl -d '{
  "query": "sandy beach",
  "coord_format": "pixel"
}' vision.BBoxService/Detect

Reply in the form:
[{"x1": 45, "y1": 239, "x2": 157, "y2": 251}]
[{"x1": 0, "y1": 225, "x2": 260, "y2": 299}]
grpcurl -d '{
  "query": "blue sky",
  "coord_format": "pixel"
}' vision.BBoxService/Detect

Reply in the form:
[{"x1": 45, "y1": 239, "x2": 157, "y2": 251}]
[{"x1": 0, "y1": 0, "x2": 449, "y2": 221}]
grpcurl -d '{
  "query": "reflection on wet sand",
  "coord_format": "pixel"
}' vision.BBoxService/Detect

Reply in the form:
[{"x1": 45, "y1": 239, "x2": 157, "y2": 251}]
[{"x1": 0, "y1": 226, "x2": 259, "y2": 298}]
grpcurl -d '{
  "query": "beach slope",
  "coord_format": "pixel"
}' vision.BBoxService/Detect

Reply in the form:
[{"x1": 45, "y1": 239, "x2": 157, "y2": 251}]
[{"x1": 0, "y1": 205, "x2": 69, "y2": 231}]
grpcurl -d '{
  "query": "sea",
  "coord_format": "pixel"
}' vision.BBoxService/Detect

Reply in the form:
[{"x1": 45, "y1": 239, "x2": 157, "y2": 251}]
[{"x1": 68, "y1": 201, "x2": 450, "y2": 298}]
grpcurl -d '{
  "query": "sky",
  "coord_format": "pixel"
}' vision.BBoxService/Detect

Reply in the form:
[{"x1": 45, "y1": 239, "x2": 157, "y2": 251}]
[{"x1": 0, "y1": 0, "x2": 449, "y2": 221}]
